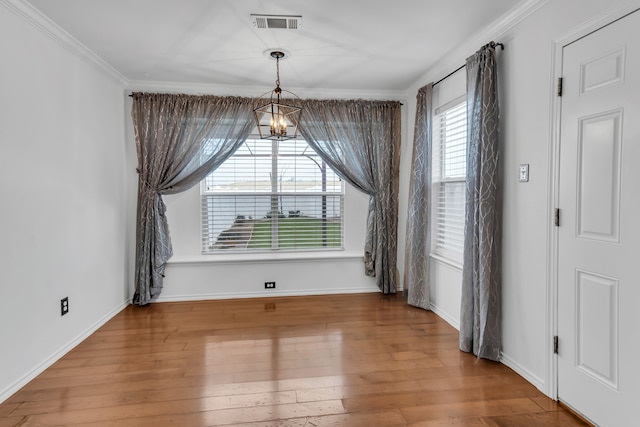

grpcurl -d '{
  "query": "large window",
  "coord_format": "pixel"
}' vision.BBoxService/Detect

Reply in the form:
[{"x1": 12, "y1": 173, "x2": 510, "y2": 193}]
[
  {"x1": 201, "y1": 138, "x2": 344, "y2": 253},
  {"x1": 432, "y1": 97, "x2": 467, "y2": 262}
]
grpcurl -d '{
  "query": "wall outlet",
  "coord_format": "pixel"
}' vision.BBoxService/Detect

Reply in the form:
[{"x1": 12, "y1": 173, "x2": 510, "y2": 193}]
[
  {"x1": 519, "y1": 163, "x2": 530, "y2": 182},
  {"x1": 265, "y1": 281, "x2": 276, "y2": 289},
  {"x1": 60, "y1": 297, "x2": 69, "y2": 316}
]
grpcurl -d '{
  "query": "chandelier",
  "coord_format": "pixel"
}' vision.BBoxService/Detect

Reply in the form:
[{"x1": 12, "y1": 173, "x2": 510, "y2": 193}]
[{"x1": 254, "y1": 51, "x2": 301, "y2": 141}]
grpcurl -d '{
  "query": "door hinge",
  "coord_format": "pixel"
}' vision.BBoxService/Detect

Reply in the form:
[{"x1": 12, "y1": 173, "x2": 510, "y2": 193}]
[
  {"x1": 553, "y1": 336, "x2": 559, "y2": 354},
  {"x1": 554, "y1": 208, "x2": 560, "y2": 227},
  {"x1": 557, "y1": 77, "x2": 563, "y2": 97}
]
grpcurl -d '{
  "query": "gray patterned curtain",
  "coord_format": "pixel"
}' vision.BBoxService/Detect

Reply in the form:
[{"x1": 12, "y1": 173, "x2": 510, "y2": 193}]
[
  {"x1": 131, "y1": 93, "x2": 255, "y2": 305},
  {"x1": 459, "y1": 43, "x2": 502, "y2": 360},
  {"x1": 298, "y1": 99, "x2": 402, "y2": 293},
  {"x1": 405, "y1": 84, "x2": 433, "y2": 310}
]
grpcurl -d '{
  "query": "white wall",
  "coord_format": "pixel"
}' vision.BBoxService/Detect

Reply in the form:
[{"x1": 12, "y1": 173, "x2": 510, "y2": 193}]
[
  {"x1": 400, "y1": 69, "x2": 466, "y2": 328},
  {"x1": 160, "y1": 172, "x2": 379, "y2": 300},
  {"x1": 4, "y1": 0, "x2": 631, "y2": 406},
  {"x1": 125, "y1": 83, "x2": 407, "y2": 302},
  {"x1": 0, "y1": 2, "x2": 130, "y2": 402},
  {"x1": 401, "y1": 0, "x2": 640, "y2": 395},
  {"x1": 497, "y1": 0, "x2": 640, "y2": 393}
]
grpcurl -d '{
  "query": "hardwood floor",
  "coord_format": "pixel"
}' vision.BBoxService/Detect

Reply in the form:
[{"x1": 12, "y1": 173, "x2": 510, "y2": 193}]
[{"x1": 0, "y1": 293, "x2": 589, "y2": 426}]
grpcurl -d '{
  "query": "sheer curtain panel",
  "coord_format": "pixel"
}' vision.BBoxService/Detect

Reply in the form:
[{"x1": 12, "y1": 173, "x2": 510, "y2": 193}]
[
  {"x1": 405, "y1": 84, "x2": 434, "y2": 309},
  {"x1": 298, "y1": 99, "x2": 402, "y2": 293},
  {"x1": 131, "y1": 93, "x2": 255, "y2": 305},
  {"x1": 459, "y1": 43, "x2": 502, "y2": 360}
]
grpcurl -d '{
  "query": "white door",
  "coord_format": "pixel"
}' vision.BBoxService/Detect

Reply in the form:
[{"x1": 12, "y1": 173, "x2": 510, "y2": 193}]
[{"x1": 558, "y1": 10, "x2": 640, "y2": 426}]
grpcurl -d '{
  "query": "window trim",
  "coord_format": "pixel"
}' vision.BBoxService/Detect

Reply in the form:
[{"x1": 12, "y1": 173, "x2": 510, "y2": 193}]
[
  {"x1": 200, "y1": 136, "x2": 345, "y2": 254},
  {"x1": 431, "y1": 96, "x2": 467, "y2": 263}
]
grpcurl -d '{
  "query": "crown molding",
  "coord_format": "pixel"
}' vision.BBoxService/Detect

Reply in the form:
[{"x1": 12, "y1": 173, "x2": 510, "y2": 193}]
[
  {"x1": 1, "y1": 0, "x2": 128, "y2": 86},
  {"x1": 404, "y1": 0, "x2": 551, "y2": 97}
]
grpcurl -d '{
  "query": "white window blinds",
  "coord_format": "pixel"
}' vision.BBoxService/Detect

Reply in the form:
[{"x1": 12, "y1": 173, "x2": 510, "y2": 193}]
[
  {"x1": 201, "y1": 138, "x2": 344, "y2": 253},
  {"x1": 432, "y1": 98, "x2": 467, "y2": 262}
]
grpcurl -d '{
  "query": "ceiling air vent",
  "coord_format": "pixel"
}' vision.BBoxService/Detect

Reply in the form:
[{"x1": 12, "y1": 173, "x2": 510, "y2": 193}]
[{"x1": 251, "y1": 14, "x2": 302, "y2": 30}]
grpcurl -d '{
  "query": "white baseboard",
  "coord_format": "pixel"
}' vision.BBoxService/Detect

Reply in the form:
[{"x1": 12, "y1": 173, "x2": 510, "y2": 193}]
[
  {"x1": 0, "y1": 299, "x2": 129, "y2": 404},
  {"x1": 154, "y1": 287, "x2": 380, "y2": 302},
  {"x1": 500, "y1": 351, "x2": 546, "y2": 393},
  {"x1": 427, "y1": 304, "x2": 547, "y2": 395},
  {"x1": 429, "y1": 303, "x2": 460, "y2": 330}
]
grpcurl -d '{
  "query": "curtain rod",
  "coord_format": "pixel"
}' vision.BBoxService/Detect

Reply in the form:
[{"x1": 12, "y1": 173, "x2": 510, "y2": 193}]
[
  {"x1": 127, "y1": 93, "x2": 403, "y2": 105},
  {"x1": 433, "y1": 42, "x2": 504, "y2": 87}
]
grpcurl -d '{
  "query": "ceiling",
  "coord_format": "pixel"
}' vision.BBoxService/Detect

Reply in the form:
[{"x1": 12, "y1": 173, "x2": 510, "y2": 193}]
[{"x1": 25, "y1": 0, "x2": 523, "y2": 92}]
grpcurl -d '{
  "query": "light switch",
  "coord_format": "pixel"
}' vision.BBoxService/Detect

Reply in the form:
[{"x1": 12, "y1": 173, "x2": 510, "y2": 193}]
[{"x1": 519, "y1": 164, "x2": 529, "y2": 182}]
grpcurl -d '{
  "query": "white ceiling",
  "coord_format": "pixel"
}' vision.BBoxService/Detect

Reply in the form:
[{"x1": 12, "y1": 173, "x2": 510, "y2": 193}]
[{"x1": 25, "y1": 0, "x2": 523, "y2": 92}]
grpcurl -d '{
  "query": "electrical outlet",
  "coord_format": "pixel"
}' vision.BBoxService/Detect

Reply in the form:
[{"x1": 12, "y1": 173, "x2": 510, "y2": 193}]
[
  {"x1": 265, "y1": 281, "x2": 276, "y2": 289},
  {"x1": 519, "y1": 163, "x2": 530, "y2": 182},
  {"x1": 60, "y1": 297, "x2": 69, "y2": 316}
]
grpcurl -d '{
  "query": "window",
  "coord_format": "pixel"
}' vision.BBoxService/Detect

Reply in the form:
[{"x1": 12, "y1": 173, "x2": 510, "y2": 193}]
[
  {"x1": 201, "y1": 138, "x2": 344, "y2": 253},
  {"x1": 432, "y1": 97, "x2": 467, "y2": 262}
]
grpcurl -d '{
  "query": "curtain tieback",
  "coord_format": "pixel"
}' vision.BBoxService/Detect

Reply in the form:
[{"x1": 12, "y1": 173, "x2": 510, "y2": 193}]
[{"x1": 138, "y1": 176, "x2": 158, "y2": 194}]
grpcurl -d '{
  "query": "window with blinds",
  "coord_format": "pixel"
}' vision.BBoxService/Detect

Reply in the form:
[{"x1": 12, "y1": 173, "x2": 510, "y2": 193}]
[
  {"x1": 201, "y1": 137, "x2": 344, "y2": 253},
  {"x1": 432, "y1": 97, "x2": 467, "y2": 262}
]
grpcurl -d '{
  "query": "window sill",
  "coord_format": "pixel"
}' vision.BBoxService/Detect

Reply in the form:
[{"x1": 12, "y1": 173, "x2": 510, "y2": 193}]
[
  {"x1": 429, "y1": 253, "x2": 463, "y2": 271},
  {"x1": 167, "y1": 250, "x2": 364, "y2": 266}
]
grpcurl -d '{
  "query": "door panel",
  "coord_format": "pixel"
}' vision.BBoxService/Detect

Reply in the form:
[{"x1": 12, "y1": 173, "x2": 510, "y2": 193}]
[
  {"x1": 576, "y1": 110, "x2": 621, "y2": 241},
  {"x1": 575, "y1": 269, "x2": 618, "y2": 389},
  {"x1": 558, "y1": 10, "x2": 640, "y2": 426},
  {"x1": 580, "y1": 47, "x2": 626, "y2": 94}
]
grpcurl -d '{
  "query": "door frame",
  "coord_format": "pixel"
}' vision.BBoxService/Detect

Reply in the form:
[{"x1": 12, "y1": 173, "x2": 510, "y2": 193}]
[{"x1": 546, "y1": 1, "x2": 640, "y2": 401}]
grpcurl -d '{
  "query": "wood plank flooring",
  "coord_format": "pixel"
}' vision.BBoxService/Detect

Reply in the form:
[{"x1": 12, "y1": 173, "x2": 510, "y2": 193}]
[{"x1": 0, "y1": 293, "x2": 589, "y2": 426}]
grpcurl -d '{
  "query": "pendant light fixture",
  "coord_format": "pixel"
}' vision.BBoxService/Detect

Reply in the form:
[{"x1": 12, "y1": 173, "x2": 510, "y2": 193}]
[{"x1": 254, "y1": 51, "x2": 301, "y2": 141}]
